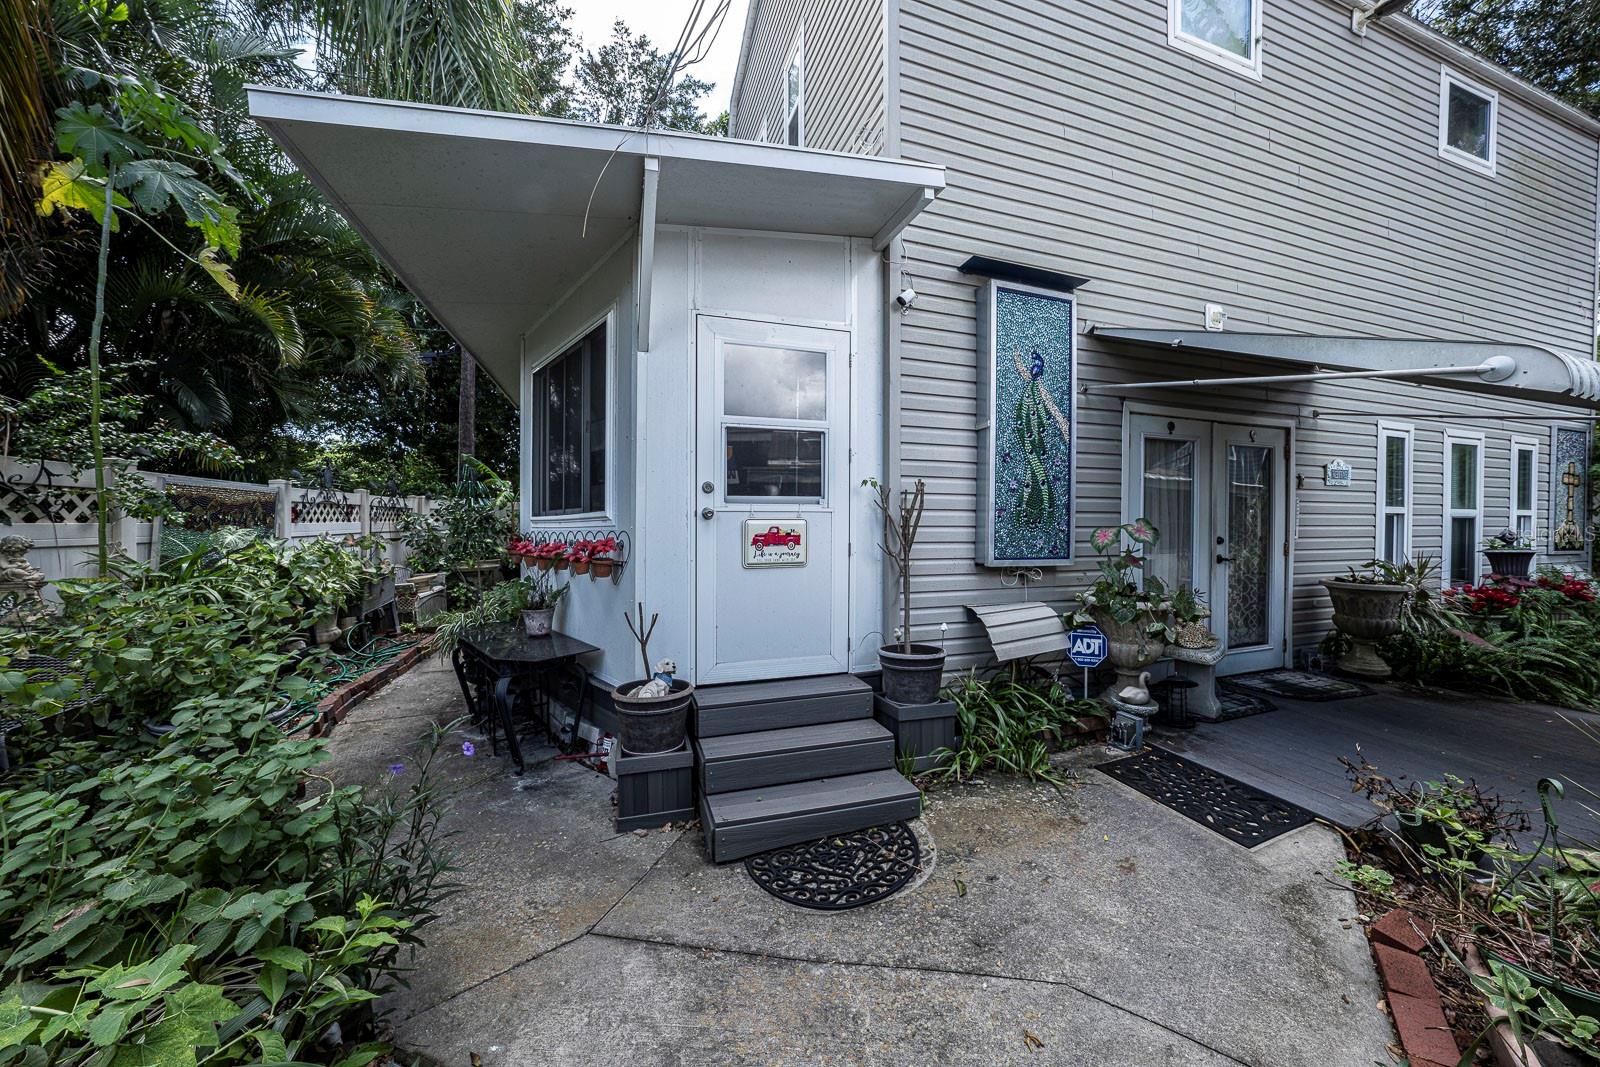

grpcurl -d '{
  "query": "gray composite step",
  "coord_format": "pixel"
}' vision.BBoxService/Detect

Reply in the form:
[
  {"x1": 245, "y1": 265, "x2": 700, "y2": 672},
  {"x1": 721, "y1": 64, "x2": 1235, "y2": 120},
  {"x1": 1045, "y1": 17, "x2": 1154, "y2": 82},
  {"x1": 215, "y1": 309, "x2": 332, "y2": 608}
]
[
  {"x1": 693, "y1": 674, "x2": 874, "y2": 738},
  {"x1": 700, "y1": 769, "x2": 922, "y2": 863},
  {"x1": 696, "y1": 719, "x2": 895, "y2": 795}
]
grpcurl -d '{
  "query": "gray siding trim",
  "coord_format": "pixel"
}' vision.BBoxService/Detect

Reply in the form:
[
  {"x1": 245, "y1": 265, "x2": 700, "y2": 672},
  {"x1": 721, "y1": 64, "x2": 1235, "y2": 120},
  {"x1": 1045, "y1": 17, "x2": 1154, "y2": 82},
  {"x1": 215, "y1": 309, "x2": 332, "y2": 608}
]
[
  {"x1": 889, "y1": 0, "x2": 1599, "y2": 673},
  {"x1": 730, "y1": 0, "x2": 886, "y2": 155}
]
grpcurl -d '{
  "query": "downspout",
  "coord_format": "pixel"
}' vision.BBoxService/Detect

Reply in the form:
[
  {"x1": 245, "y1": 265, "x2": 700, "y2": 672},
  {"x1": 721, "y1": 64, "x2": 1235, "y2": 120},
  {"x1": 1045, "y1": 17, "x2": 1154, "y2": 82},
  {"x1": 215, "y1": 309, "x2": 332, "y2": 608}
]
[{"x1": 882, "y1": 236, "x2": 904, "y2": 654}]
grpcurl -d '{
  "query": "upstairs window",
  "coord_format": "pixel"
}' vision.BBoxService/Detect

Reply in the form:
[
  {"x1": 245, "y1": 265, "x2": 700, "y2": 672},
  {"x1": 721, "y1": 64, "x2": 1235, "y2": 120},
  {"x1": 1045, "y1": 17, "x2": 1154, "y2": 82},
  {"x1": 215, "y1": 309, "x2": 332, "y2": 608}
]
[
  {"x1": 784, "y1": 32, "x2": 805, "y2": 146},
  {"x1": 531, "y1": 320, "x2": 608, "y2": 517},
  {"x1": 1169, "y1": 0, "x2": 1262, "y2": 78},
  {"x1": 1439, "y1": 68, "x2": 1497, "y2": 175}
]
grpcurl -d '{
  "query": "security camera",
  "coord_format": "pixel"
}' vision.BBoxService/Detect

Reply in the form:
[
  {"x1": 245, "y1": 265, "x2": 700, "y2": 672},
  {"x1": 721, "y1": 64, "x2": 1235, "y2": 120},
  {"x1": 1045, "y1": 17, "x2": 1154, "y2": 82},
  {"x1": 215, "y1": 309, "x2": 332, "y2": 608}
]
[{"x1": 895, "y1": 287, "x2": 918, "y2": 311}]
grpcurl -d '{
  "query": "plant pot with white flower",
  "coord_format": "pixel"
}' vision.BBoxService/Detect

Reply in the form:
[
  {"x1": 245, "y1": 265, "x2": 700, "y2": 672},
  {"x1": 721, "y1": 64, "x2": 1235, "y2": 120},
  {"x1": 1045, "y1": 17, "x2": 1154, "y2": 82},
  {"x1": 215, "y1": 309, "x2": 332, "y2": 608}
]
[
  {"x1": 1482, "y1": 528, "x2": 1537, "y2": 580},
  {"x1": 1069, "y1": 519, "x2": 1173, "y2": 707},
  {"x1": 510, "y1": 570, "x2": 569, "y2": 637}
]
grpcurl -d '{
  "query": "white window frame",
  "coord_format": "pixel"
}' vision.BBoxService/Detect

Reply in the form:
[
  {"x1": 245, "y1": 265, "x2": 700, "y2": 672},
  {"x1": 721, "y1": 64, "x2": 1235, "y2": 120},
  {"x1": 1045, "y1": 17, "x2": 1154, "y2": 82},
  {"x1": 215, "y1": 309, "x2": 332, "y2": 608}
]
[
  {"x1": 1438, "y1": 67, "x2": 1498, "y2": 176},
  {"x1": 1511, "y1": 434, "x2": 1539, "y2": 544},
  {"x1": 783, "y1": 27, "x2": 805, "y2": 147},
  {"x1": 1443, "y1": 429, "x2": 1485, "y2": 587},
  {"x1": 526, "y1": 307, "x2": 618, "y2": 524},
  {"x1": 1168, "y1": 0, "x2": 1263, "y2": 80},
  {"x1": 1376, "y1": 421, "x2": 1413, "y2": 564}
]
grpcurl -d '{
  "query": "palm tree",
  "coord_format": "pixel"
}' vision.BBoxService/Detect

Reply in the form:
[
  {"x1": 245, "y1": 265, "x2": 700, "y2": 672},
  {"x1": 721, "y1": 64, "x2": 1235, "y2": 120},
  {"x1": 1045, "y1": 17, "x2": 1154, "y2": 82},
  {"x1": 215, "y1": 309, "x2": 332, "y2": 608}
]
[{"x1": 0, "y1": 0, "x2": 52, "y2": 313}]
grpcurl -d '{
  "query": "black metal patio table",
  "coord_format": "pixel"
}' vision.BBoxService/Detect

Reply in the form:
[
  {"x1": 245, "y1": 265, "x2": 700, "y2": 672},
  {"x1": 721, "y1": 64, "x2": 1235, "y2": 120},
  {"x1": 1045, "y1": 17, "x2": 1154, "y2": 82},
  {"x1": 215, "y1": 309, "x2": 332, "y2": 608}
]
[{"x1": 451, "y1": 624, "x2": 600, "y2": 774}]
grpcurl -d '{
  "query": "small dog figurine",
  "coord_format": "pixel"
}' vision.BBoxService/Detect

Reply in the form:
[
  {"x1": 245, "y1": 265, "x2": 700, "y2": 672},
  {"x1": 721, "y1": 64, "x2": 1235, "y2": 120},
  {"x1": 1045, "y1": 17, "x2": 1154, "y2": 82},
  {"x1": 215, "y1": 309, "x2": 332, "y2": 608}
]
[{"x1": 651, "y1": 658, "x2": 677, "y2": 686}]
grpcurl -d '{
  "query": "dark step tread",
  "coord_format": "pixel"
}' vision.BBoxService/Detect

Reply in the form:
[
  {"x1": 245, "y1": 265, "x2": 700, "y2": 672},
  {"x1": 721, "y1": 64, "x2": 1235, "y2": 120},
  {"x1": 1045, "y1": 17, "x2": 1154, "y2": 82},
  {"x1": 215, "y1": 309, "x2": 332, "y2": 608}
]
[
  {"x1": 697, "y1": 719, "x2": 891, "y2": 761},
  {"x1": 695, "y1": 673, "x2": 872, "y2": 710},
  {"x1": 704, "y1": 770, "x2": 919, "y2": 827}
]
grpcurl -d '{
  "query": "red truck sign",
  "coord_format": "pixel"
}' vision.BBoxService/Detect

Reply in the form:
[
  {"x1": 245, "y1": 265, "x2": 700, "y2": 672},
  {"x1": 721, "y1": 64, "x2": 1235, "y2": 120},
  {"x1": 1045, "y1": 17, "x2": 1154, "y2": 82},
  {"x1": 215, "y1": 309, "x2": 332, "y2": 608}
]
[{"x1": 749, "y1": 525, "x2": 802, "y2": 550}]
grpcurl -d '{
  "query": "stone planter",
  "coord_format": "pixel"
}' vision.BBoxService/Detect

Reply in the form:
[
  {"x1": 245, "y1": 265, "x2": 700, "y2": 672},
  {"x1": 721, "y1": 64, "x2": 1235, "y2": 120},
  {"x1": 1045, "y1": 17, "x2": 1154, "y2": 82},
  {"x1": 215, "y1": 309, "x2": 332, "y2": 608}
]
[
  {"x1": 879, "y1": 643, "x2": 947, "y2": 705},
  {"x1": 1092, "y1": 610, "x2": 1167, "y2": 702},
  {"x1": 1321, "y1": 578, "x2": 1409, "y2": 679},
  {"x1": 612, "y1": 680, "x2": 694, "y2": 754},
  {"x1": 521, "y1": 607, "x2": 555, "y2": 637},
  {"x1": 1482, "y1": 548, "x2": 1536, "y2": 579}
]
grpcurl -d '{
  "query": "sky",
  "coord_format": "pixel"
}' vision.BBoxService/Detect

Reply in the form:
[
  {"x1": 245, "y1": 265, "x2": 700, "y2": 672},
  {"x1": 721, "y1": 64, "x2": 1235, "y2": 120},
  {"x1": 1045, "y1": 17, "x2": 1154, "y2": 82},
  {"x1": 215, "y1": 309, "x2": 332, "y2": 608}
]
[{"x1": 568, "y1": 0, "x2": 751, "y2": 118}]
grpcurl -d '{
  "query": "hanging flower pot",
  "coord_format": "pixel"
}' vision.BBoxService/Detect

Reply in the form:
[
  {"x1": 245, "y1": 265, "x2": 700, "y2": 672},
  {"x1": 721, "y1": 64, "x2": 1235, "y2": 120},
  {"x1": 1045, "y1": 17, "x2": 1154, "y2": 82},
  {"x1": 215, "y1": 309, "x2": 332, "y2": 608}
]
[
  {"x1": 590, "y1": 558, "x2": 615, "y2": 579},
  {"x1": 572, "y1": 559, "x2": 591, "y2": 576},
  {"x1": 536, "y1": 557, "x2": 553, "y2": 571}
]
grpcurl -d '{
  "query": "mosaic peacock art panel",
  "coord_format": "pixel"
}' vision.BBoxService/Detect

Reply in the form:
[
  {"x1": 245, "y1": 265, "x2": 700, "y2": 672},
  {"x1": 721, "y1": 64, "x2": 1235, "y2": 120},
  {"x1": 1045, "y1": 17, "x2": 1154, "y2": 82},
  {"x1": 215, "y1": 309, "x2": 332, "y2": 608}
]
[{"x1": 991, "y1": 285, "x2": 1074, "y2": 562}]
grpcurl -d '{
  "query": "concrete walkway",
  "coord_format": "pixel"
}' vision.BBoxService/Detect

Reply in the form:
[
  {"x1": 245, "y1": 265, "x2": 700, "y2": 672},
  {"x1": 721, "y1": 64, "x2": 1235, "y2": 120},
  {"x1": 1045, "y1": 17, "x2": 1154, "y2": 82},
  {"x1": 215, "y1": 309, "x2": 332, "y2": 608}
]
[{"x1": 322, "y1": 660, "x2": 1396, "y2": 1067}]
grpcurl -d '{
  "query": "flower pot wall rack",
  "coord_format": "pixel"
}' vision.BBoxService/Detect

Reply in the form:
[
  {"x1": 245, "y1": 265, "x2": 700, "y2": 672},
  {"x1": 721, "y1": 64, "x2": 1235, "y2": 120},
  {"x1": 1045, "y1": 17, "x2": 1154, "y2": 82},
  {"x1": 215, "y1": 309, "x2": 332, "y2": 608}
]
[{"x1": 527, "y1": 527, "x2": 630, "y2": 585}]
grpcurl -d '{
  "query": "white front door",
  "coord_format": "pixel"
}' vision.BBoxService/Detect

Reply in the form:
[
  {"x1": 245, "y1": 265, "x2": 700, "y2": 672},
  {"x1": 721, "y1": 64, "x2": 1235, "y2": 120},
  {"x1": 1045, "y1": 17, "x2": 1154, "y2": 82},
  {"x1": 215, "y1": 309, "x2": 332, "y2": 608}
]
[
  {"x1": 1127, "y1": 414, "x2": 1288, "y2": 676},
  {"x1": 694, "y1": 316, "x2": 851, "y2": 683}
]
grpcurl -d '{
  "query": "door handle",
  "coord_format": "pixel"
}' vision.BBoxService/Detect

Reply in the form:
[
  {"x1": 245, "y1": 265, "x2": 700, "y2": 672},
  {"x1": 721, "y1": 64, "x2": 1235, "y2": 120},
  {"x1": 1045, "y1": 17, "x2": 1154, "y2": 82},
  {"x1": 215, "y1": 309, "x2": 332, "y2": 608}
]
[
  {"x1": 1216, "y1": 554, "x2": 1235, "y2": 564},
  {"x1": 701, "y1": 507, "x2": 715, "y2": 520}
]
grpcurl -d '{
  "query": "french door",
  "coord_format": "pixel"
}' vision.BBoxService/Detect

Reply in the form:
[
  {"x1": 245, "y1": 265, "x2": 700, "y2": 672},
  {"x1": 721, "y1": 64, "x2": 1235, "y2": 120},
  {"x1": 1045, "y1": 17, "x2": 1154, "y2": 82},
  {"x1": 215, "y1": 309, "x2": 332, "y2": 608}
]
[{"x1": 1126, "y1": 414, "x2": 1288, "y2": 676}]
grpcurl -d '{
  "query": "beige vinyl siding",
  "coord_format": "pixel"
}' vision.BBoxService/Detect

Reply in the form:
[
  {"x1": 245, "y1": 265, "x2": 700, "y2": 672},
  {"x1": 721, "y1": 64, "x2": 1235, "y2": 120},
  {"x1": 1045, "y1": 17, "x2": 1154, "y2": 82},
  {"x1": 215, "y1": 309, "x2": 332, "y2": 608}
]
[
  {"x1": 731, "y1": 0, "x2": 886, "y2": 154},
  {"x1": 892, "y1": 0, "x2": 1599, "y2": 668}
]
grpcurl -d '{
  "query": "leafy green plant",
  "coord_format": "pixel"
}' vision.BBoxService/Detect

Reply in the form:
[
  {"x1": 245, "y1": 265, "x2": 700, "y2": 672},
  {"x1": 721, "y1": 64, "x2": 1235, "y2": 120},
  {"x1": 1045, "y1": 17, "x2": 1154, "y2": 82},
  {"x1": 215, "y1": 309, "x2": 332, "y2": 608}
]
[
  {"x1": 1068, "y1": 519, "x2": 1172, "y2": 642},
  {"x1": 398, "y1": 470, "x2": 514, "y2": 578},
  {"x1": 1333, "y1": 860, "x2": 1396, "y2": 895},
  {"x1": 930, "y1": 672, "x2": 1091, "y2": 786},
  {"x1": 0, "y1": 542, "x2": 457, "y2": 1066},
  {"x1": 431, "y1": 571, "x2": 571, "y2": 656}
]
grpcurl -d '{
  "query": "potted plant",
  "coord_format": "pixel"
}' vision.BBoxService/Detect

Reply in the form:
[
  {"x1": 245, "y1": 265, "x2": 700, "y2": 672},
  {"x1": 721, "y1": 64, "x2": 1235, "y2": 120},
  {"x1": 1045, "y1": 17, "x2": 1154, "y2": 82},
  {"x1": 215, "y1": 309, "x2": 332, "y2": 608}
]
[
  {"x1": 1482, "y1": 528, "x2": 1537, "y2": 579},
  {"x1": 524, "y1": 540, "x2": 566, "y2": 571},
  {"x1": 864, "y1": 477, "x2": 946, "y2": 705},
  {"x1": 588, "y1": 535, "x2": 619, "y2": 579},
  {"x1": 1170, "y1": 584, "x2": 1215, "y2": 649},
  {"x1": 512, "y1": 570, "x2": 569, "y2": 636},
  {"x1": 1068, "y1": 520, "x2": 1173, "y2": 702},
  {"x1": 568, "y1": 539, "x2": 593, "y2": 576},
  {"x1": 611, "y1": 602, "x2": 694, "y2": 753},
  {"x1": 507, "y1": 536, "x2": 538, "y2": 567},
  {"x1": 1321, "y1": 559, "x2": 1411, "y2": 679}
]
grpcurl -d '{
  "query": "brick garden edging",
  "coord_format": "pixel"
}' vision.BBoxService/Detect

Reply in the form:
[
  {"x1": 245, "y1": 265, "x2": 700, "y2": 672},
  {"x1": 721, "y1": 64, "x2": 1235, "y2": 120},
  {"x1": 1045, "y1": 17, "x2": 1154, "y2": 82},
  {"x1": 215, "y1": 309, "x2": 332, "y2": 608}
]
[
  {"x1": 1367, "y1": 907, "x2": 1463, "y2": 1067},
  {"x1": 312, "y1": 635, "x2": 437, "y2": 736}
]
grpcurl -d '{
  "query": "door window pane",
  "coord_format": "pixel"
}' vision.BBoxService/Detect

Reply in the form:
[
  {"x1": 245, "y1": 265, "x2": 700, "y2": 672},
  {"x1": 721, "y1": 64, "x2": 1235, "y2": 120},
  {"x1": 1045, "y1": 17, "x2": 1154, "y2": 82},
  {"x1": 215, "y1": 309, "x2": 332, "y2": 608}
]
[
  {"x1": 1141, "y1": 438, "x2": 1195, "y2": 595},
  {"x1": 1450, "y1": 516, "x2": 1477, "y2": 585},
  {"x1": 726, "y1": 428, "x2": 823, "y2": 500},
  {"x1": 1180, "y1": 0, "x2": 1253, "y2": 59},
  {"x1": 1384, "y1": 514, "x2": 1406, "y2": 565},
  {"x1": 723, "y1": 345, "x2": 827, "y2": 421},
  {"x1": 1226, "y1": 444, "x2": 1272, "y2": 649},
  {"x1": 1450, "y1": 442, "x2": 1478, "y2": 510},
  {"x1": 1384, "y1": 436, "x2": 1407, "y2": 508}
]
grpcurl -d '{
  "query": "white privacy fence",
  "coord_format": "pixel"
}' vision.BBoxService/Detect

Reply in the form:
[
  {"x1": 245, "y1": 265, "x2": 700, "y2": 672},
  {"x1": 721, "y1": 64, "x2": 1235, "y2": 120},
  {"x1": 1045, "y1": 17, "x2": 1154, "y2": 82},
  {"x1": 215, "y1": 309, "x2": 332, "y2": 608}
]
[{"x1": 2, "y1": 459, "x2": 433, "y2": 594}]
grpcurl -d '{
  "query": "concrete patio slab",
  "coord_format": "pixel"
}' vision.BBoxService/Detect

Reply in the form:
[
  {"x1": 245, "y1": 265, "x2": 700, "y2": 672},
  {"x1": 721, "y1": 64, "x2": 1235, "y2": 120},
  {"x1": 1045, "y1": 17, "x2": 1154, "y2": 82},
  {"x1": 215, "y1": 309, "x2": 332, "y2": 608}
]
[{"x1": 322, "y1": 662, "x2": 1396, "y2": 1067}]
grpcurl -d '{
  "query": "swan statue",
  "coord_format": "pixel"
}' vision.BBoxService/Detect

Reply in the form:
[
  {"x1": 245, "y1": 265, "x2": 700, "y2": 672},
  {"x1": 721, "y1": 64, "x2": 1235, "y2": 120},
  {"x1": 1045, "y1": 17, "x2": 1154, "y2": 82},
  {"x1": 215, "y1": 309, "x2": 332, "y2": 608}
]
[{"x1": 1116, "y1": 672, "x2": 1153, "y2": 706}]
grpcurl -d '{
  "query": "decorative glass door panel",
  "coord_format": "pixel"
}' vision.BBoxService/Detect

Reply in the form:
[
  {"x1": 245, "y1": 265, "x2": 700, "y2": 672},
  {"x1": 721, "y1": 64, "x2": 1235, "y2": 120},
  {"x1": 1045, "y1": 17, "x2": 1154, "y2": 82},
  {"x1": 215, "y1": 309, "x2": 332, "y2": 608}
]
[
  {"x1": 1128, "y1": 415, "x2": 1207, "y2": 603},
  {"x1": 1224, "y1": 444, "x2": 1272, "y2": 650}
]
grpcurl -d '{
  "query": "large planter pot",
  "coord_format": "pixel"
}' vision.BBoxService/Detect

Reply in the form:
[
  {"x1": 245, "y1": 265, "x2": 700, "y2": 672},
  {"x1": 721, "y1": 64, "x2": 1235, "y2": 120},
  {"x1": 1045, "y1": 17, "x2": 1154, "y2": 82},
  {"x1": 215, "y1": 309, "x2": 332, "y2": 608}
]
[
  {"x1": 521, "y1": 607, "x2": 555, "y2": 637},
  {"x1": 1321, "y1": 578, "x2": 1409, "y2": 679},
  {"x1": 1482, "y1": 548, "x2": 1536, "y2": 579},
  {"x1": 879, "y1": 643, "x2": 947, "y2": 705},
  {"x1": 612, "y1": 679, "x2": 694, "y2": 754},
  {"x1": 1091, "y1": 611, "x2": 1167, "y2": 702}
]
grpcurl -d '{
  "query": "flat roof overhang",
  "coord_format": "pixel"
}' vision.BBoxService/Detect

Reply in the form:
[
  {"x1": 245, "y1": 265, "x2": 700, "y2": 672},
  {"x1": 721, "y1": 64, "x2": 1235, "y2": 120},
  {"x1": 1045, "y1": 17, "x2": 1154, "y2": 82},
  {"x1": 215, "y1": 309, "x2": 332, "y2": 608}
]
[
  {"x1": 247, "y1": 86, "x2": 945, "y2": 395},
  {"x1": 1088, "y1": 328, "x2": 1600, "y2": 410}
]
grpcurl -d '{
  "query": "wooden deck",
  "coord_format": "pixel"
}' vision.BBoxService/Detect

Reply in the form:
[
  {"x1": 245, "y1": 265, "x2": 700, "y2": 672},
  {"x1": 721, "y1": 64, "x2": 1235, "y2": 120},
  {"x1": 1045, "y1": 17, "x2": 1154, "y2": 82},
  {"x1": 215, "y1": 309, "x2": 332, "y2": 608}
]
[{"x1": 1154, "y1": 683, "x2": 1600, "y2": 843}]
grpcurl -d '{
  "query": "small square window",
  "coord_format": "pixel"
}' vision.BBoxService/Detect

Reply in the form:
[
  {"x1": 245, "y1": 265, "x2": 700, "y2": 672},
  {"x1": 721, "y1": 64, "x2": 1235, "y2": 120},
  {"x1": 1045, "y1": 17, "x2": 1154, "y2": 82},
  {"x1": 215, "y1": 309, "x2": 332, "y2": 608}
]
[
  {"x1": 1439, "y1": 68, "x2": 1497, "y2": 174},
  {"x1": 1169, "y1": 0, "x2": 1261, "y2": 78}
]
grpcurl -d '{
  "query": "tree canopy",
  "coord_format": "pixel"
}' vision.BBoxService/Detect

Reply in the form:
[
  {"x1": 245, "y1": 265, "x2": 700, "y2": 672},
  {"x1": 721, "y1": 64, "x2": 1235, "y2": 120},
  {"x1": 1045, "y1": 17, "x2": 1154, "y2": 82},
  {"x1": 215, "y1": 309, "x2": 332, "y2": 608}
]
[
  {"x1": 1, "y1": 0, "x2": 721, "y2": 493},
  {"x1": 1413, "y1": 0, "x2": 1599, "y2": 117}
]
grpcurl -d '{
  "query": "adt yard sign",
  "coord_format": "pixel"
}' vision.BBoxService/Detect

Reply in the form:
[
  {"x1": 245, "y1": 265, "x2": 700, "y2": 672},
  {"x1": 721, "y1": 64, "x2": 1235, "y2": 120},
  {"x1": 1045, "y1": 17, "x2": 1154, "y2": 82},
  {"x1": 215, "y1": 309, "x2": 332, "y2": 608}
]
[{"x1": 1068, "y1": 625, "x2": 1107, "y2": 668}]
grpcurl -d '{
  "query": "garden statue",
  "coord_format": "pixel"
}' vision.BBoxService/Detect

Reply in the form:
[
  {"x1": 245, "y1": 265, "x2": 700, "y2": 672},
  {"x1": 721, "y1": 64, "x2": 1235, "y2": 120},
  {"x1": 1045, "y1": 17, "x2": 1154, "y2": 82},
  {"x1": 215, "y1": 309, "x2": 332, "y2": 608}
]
[
  {"x1": 1116, "y1": 672, "x2": 1153, "y2": 706},
  {"x1": 0, "y1": 535, "x2": 50, "y2": 626}
]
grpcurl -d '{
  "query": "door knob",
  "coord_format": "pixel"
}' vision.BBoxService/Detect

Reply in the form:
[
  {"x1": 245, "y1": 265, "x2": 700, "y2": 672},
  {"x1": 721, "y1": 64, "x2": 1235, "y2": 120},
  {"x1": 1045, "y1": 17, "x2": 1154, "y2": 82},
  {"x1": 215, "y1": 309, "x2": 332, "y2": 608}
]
[
  {"x1": 701, "y1": 507, "x2": 715, "y2": 520},
  {"x1": 1216, "y1": 554, "x2": 1235, "y2": 564}
]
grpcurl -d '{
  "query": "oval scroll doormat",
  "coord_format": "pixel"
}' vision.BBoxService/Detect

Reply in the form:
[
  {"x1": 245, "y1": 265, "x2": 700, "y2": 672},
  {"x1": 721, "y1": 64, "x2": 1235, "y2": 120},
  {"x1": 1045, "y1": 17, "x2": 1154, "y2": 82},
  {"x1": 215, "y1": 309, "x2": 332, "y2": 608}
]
[{"x1": 745, "y1": 822, "x2": 921, "y2": 910}]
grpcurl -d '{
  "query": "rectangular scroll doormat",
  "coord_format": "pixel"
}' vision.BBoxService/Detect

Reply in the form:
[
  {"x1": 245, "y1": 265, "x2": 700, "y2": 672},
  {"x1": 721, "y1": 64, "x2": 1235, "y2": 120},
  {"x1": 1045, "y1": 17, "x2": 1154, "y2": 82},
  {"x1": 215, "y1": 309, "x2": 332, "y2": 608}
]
[{"x1": 1097, "y1": 746, "x2": 1316, "y2": 847}]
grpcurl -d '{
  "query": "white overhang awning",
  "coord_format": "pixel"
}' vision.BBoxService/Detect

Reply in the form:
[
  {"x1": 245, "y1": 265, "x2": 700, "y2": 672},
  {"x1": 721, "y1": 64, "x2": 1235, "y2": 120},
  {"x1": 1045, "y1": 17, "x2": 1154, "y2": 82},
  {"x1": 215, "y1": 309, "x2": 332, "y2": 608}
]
[
  {"x1": 246, "y1": 86, "x2": 945, "y2": 395},
  {"x1": 1088, "y1": 328, "x2": 1600, "y2": 409}
]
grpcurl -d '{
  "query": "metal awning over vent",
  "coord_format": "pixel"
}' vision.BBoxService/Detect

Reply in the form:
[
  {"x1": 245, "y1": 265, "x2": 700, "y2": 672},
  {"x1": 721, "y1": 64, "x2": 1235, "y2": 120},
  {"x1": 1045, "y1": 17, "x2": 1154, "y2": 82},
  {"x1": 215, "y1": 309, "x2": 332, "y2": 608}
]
[{"x1": 1087, "y1": 328, "x2": 1600, "y2": 409}]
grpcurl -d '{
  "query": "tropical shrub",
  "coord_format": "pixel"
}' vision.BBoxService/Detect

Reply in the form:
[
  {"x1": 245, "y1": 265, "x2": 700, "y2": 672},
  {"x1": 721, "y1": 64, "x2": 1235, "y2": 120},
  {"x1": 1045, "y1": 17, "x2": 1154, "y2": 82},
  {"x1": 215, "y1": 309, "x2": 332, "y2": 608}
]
[
  {"x1": 931, "y1": 672, "x2": 1095, "y2": 786},
  {"x1": 0, "y1": 539, "x2": 454, "y2": 1066}
]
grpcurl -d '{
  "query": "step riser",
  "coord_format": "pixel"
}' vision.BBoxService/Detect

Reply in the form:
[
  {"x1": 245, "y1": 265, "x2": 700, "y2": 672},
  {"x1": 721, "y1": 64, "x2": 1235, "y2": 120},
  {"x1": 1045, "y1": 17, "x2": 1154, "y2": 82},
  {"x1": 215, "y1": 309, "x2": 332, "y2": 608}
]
[
  {"x1": 699, "y1": 736, "x2": 893, "y2": 795},
  {"x1": 701, "y1": 794, "x2": 923, "y2": 863},
  {"x1": 694, "y1": 691, "x2": 873, "y2": 738}
]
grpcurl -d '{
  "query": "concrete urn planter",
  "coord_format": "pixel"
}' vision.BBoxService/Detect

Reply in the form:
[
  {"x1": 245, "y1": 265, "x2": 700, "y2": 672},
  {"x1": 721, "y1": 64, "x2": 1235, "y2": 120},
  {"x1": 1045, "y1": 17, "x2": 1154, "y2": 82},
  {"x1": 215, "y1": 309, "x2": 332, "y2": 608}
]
[
  {"x1": 1091, "y1": 610, "x2": 1167, "y2": 701},
  {"x1": 1482, "y1": 548, "x2": 1536, "y2": 579},
  {"x1": 1321, "y1": 578, "x2": 1409, "y2": 679}
]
